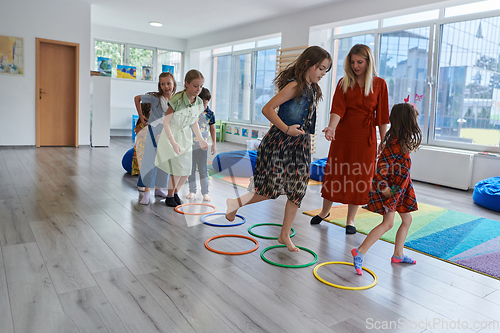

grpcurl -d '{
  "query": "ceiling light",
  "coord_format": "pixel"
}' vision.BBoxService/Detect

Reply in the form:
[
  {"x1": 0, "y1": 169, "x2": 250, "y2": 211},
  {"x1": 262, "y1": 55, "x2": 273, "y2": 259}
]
[{"x1": 150, "y1": 22, "x2": 162, "y2": 27}]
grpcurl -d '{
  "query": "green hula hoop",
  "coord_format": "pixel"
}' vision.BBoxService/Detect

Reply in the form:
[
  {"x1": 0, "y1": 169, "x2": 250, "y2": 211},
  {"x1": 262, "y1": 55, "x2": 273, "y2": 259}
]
[
  {"x1": 260, "y1": 245, "x2": 318, "y2": 268},
  {"x1": 248, "y1": 223, "x2": 296, "y2": 240}
]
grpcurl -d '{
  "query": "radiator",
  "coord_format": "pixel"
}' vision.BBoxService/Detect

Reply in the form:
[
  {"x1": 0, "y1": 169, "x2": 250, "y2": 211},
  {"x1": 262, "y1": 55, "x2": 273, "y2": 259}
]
[{"x1": 410, "y1": 146, "x2": 474, "y2": 190}]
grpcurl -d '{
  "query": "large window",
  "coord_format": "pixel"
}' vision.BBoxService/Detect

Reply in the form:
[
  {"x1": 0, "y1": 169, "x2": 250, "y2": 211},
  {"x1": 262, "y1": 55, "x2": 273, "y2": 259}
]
[
  {"x1": 95, "y1": 40, "x2": 125, "y2": 77},
  {"x1": 211, "y1": 37, "x2": 280, "y2": 124},
  {"x1": 435, "y1": 17, "x2": 500, "y2": 147},
  {"x1": 379, "y1": 26, "x2": 430, "y2": 129},
  {"x1": 94, "y1": 40, "x2": 182, "y2": 81},
  {"x1": 328, "y1": 6, "x2": 500, "y2": 151}
]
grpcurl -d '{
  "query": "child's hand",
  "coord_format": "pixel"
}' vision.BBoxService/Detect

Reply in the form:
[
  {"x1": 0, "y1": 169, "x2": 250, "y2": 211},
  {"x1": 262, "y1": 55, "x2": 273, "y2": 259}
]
[
  {"x1": 381, "y1": 187, "x2": 392, "y2": 198},
  {"x1": 139, "y1": 114, "x2": 147, "y2": 126},
  {"x1": 171, "y1": 141, "x2": 181, "y2": 154},
  {"x1": 286, "y1": 124, "x2": 305, "y2": 136},
  {"x1": 322, "y1": 126, "x2": 336, "y2": 141},
  {"x1": 211, "y1": 143, "x2": 216, "y2": 155},
  {"x1": 199, "y1": 139, "x2": 209, "y2": 151}
]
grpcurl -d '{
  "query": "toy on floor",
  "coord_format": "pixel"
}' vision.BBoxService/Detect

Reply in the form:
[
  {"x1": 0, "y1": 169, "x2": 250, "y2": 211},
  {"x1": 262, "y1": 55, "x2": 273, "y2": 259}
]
[
  {"x1": 212, "y1": 150, "x2": 257, "y2": 177},
  {"x1": 473, "y1": 176, "x2": 500, "y2": 212},
  {"x1": 310, "y1": 157, "x2": 327, "y2": 182},
  {"x1": 122, "y1": 147, "x2": 134, "y2": 174}
]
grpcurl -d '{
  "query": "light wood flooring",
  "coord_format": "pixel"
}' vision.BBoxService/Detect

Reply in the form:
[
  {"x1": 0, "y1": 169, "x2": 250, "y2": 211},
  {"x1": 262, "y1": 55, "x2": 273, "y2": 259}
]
[{"x1": 1, "y1": 137, "x2": 500, "y2": 333}]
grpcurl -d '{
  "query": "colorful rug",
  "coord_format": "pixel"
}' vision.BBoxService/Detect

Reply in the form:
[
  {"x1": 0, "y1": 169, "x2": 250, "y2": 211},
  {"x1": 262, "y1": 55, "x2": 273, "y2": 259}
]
[{"x1": 304, "y1": 203, "x2": 500, "y2": 280}]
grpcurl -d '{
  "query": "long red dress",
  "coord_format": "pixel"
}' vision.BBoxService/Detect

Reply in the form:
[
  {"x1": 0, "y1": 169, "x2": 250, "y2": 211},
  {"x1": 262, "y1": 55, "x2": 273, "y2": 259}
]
[{"x1": 321, "y1": 77, "x2": 389, "y2": 205}]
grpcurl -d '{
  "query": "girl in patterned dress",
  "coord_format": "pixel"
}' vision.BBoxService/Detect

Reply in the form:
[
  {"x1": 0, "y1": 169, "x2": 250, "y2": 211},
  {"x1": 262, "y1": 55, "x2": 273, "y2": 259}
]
[
  {"x1": 225, "y1": 46, "x2": 332, "y2": 252},
  {"x1": 155, "y1": 70, "x2": 208, "y2": 207},
  {"x1": 351, "y1": 103, "x2": 422, "y2": 275}
]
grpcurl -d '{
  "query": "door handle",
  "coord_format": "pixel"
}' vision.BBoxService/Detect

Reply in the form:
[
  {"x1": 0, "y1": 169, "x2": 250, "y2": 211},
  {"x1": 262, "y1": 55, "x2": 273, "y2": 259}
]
[{"x1": 39, "y1": 88, "x2": 47, "y2": 99}]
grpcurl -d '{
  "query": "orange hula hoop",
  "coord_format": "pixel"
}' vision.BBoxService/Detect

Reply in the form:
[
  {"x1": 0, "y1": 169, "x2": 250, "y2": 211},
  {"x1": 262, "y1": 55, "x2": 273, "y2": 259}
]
[
  {"x1": 174, "y1": 203, "x2": 217, "y2": 215},
  {"x1": 204, "y1": 234, "x2": 259, "y2": 255}
]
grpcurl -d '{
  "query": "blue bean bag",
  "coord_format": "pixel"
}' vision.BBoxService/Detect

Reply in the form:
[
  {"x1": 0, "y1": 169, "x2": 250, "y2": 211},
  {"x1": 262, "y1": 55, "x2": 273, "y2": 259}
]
[
  {"x1": 122, "y1": 147, "x2": 134, "y2": 174},
  {"x1": 310, "y1": 157, "x2": 327, "y2": 182},
  {"x1": 212, "y1": 150, "x2": 257, "y2": 177},
  {"x1": 473, "y1": 177, "x2": 500, "y2": 212}
]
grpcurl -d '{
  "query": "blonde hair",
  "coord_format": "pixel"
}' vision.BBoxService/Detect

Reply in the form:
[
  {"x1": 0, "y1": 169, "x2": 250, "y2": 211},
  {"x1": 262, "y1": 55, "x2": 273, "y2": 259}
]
[
  {"x1": 341, "y1": 44, "x2": 377, "y2": 96},
  {"x1": 172, "y1": 69, "x2": 204, "y2": 98}
]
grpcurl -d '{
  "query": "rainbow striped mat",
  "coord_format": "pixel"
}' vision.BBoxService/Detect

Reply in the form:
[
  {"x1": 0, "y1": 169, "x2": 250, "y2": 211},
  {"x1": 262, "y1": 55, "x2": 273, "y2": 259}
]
[{"x1": 304, "y1": 203, "x2": 500, "y2": 280}]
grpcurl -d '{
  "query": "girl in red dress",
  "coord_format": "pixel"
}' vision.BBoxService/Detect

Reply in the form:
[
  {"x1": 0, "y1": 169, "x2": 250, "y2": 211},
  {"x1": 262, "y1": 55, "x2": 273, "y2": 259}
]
[
  {"x1": 351, "y1": 103, "x2": 422, "y2": 275},
  {"x1": 311, "y1": 44, "x2": 390, "y2": 234}
]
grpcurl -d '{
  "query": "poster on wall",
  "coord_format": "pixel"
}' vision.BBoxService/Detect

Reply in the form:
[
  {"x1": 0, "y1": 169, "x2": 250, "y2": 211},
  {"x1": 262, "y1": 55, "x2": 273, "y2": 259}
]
[
  {"x1": 142, "y1": 66, "x2": 152, "y2": 80},
  {"x1": 251, "y1": 130, "x2": 258, "y2": 138},
  {"x1": 117, "y1": 65, "x2": 136, "y2": 79},
  {"x1": 226, "y1": 125, "x2": 232, "y2": 134},
  {"x1": 0, "y1": 35, "x2": 23, "y2": 75},
  {"x1": 162, "y1": 65, "x2": 174, "y2": 74},
  {"x1": 234, "y1": 127, "x2": 240, "y2": 135},
  {"x1": 242, "y1": 129, "x2": 248, "y2": 137},
  {"x1": 97, "y1": 57, "x2": 111, "y2": 77}
]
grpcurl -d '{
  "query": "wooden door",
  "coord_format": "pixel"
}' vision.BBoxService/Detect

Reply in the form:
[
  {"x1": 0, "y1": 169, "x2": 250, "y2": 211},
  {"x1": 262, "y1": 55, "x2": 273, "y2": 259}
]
[{"x1": 36, "y1": 38, "x2": 79, "y2": 147}]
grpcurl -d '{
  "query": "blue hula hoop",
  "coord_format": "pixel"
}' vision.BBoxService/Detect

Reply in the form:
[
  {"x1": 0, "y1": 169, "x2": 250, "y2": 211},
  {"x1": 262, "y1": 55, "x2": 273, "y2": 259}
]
[{"x1": 201, "y1": 213, "x2": 246, "y2": 227}]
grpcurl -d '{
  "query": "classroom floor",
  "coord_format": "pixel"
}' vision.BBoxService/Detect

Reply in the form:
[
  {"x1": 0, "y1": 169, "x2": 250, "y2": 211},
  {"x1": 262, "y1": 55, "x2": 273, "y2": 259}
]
[{"x1": 0, "y1": 137, "x2": 499, "y2": 333}]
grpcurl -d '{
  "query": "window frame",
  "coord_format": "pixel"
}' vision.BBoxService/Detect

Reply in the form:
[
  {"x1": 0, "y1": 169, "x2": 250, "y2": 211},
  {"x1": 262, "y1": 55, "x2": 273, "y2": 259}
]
[
  {"x1": 94, "y1": 38, "x2": 183, "y2": 82},
  {"x1": 326, "y1": 7, "x2": 500, "y2": 152}
]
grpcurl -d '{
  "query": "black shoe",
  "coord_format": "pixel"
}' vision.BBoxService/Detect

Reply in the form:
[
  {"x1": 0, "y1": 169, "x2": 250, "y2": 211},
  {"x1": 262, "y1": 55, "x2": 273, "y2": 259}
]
[
  {"x1": 310, "y1": 213, "x2": 330, "y2": 225},
  {"x1": 173, "y1": 193, "x2": 182, "y2": 205},
  {"x1": 346, "y1": 225, "x2": 357, "y2": 234},
  {"x1": 166, "y1": 197, "x2": 178, "y2": 207}
]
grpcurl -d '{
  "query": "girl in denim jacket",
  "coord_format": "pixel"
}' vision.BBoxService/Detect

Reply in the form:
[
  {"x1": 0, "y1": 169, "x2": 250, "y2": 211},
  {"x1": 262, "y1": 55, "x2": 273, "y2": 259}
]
[{"x1": 225, "y1": 46, "x2": 332, "y2": 252}]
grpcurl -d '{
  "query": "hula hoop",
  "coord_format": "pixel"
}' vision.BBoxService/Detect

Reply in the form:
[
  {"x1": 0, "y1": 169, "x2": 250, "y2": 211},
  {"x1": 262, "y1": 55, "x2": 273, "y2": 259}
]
[
  {"x1": 204, "y1": 234, "x2": 259, "y2": 255},
  {"x1": 260, "y1": 245, "x2": 318, "y2": 268},
  {"x1": 313, "y1": 261, "x2": 378, "y2": 290},
  {"x1": 248, "y1": 223, "x2": 296, "y2": 240},
  {"x1": 201, "y1": 213, "x2": 246, "y2": 227},
  {"x1": 174, "y1": 203, "x2": 216, "y2": 215}
]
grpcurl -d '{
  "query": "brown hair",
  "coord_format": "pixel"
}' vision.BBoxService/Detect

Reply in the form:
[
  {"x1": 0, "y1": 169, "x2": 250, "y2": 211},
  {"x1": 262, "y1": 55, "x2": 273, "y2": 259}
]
[
  {"x1": 149, "y1": 71, "x2": 177, "y2": 98},
  {"x1": 199, "y1": 87, "x2": 211, "y2": 101},
  {"x1": 274, "y1": 46, "x2": 332, "y2": 104},
  {"x1": 381, "y1": 103, "x2": 422, "y2": 153}
]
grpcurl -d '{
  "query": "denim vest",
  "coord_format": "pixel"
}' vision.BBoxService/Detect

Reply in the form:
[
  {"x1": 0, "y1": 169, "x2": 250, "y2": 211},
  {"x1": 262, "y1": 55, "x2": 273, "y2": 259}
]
[{"x1": 277, "y1": 85, "x2": 316, "y2": 134}]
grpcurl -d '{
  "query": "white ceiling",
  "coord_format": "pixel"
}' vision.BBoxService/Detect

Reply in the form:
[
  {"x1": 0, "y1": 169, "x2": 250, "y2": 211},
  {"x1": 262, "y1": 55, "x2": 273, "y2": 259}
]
[{"x1": 77, "y1": 0, "x2": 345, "y2": 39}]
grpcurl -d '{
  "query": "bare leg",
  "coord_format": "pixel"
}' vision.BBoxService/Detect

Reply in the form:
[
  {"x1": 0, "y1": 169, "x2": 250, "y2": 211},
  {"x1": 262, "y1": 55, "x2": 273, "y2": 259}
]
[
  {"x1": 346, "y1": 204, "x2": 359, "y2": 227},
  {"x1": 394, "y1": 212, "x2": 412, "y2": 257},
  {"x1": 167, "y1": 177, "x2": 175, "y2": 197},
  {"x1": 278, "y1": 200, "x2": 300, "y2": 252},
  {"x1": 318, "y1": 198, "x2": 333, "y2": 218},
  {"x1": 357, "y1": 211, "x2": 395, "y2": 255},
  {"x1": 225, "y1": 192, "x2": 268, "y2": 221}
]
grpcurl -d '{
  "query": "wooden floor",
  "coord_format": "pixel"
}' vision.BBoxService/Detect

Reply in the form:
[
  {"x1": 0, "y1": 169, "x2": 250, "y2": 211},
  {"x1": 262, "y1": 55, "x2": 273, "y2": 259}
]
[{"x1": 1, "y1": 137, "x2": 500, "y2": 333}]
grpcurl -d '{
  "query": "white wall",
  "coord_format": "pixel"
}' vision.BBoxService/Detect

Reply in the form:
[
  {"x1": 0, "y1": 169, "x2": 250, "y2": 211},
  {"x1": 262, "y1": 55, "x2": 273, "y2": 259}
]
[{"x1": 0, "y1": 0, "x2": 91, "y2": 146}]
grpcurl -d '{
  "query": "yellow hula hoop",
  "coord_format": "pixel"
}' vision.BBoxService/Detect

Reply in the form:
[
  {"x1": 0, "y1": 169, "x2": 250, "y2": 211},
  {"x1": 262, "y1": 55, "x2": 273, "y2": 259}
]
[{"x1": 313, "y1": 261, "x2": 378, "y2": 290}]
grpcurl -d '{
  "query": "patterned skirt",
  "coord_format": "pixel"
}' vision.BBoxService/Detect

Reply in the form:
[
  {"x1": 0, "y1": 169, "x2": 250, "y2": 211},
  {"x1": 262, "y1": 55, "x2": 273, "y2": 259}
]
[{"x1": 248, "y1": 125, "x2": 311, "y2": 207}]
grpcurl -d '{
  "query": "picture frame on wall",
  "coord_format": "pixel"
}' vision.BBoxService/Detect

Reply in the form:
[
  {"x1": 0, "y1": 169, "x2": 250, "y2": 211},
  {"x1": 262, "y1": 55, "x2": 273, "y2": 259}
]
[
  {"x1": 226, "y1": 125, "x2": 232, "y2": 134},
  {"x1": 0, "y1": 35, "x2": 24, "y2": 75},
  {"x1": 97, "y1": 57, "x2": 112, "y2": 77},
  {"x1": 234, "y1": 127, "x2": 240, "y2": 135},
  {"x1": 142, "y1": 66, "x2": 152, "y2": 80},
  {"x1": 117, "y1": 65, "x2": 136, "y2": 79},
  {"x1": 242, "y1": 129, "x2": 248, "y2": 137},
  {"x1": 251, "y1": 130, "x2": 258, "y2": 138},
  {"x1": 162, "y1": 65, "x2": 174, "y2": 74}
]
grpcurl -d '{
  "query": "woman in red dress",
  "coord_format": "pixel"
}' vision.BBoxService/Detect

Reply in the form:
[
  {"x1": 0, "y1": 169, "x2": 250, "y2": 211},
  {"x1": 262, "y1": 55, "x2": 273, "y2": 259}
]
[{"x1": 310, "y1": 44, "x2": 389, "y2": 234}]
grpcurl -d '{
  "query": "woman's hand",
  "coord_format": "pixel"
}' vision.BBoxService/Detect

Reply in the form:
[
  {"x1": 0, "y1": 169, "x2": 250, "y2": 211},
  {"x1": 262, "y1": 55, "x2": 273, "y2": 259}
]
[
  {"x1": 211, "y1": 143, "x2": 216, "y2": 155},
  {"x1": 171, "y1": 141, "x2": 181, "y2": 154},
  {"x1": 322, "y1": 126, "x2": 336, "y2": 141},
  {"x1": 199, "y1": 139, "x2": 209, "y2": 151},
  {"x1": 286, "y1": 124, "x2": 305, "y2": 136}
]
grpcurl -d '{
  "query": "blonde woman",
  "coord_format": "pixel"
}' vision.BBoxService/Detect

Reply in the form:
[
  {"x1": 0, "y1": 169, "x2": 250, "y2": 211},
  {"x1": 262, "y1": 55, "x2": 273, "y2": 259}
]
[{"x1": 311, "y1": 44, "x2": 389, "y2": 234}]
